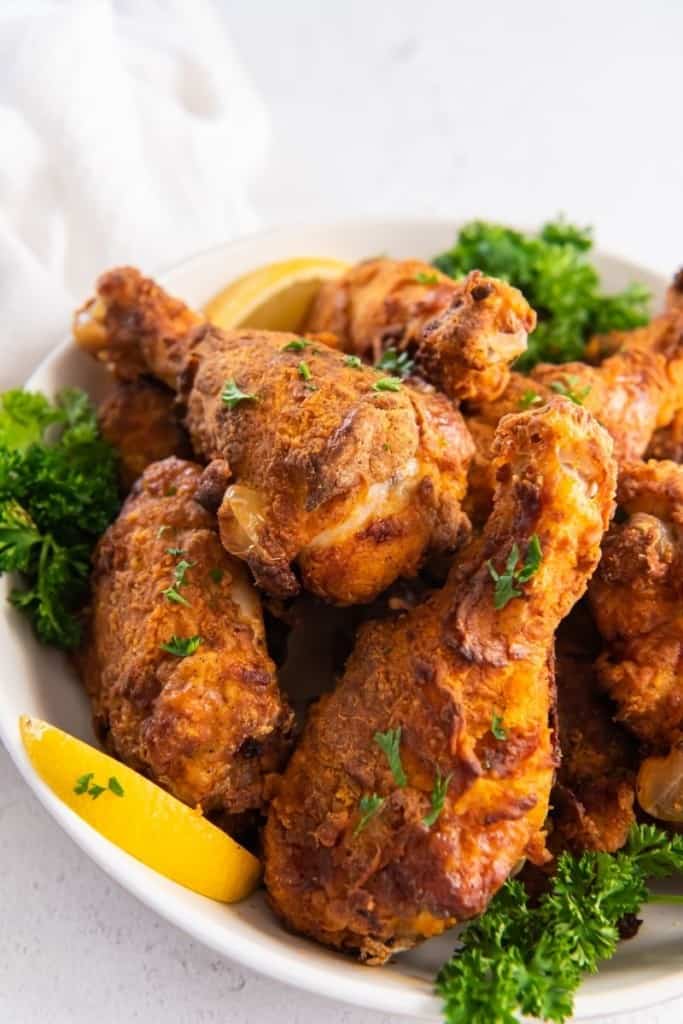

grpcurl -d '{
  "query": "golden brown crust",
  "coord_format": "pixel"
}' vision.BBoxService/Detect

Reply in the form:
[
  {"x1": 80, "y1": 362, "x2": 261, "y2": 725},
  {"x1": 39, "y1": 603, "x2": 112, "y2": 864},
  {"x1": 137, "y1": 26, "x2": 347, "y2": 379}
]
[
  {"x1": 263, "y1": 399, "x2": 616, "y2": 961},
  {"x1": 76, "y1": 457, "x2": 294, "y2": 816},
  {"x1": 647, "y1": 408, "x2": 683, "y2": 462},
  {"x1": 98, "y1": 379, "x2": 192, "y2": 492},
  {"x1": 550, "y1": 608, "x2": 637, "y2": 855},
  {"x1": 589, "y1": 459, "x2": 683, "y2": 752},
  {"x1": 75, "y1": 268, "x2": 475, "y2": 605},
  {"x1": 306, "y1": 260, "x2": 535, "y2": 403},
  {"x1": 182, "y1": 325, "x2": 473, "y2": 603},
  {"x1": 74, "y1": 267, "x2": 201, "y2": 385}
]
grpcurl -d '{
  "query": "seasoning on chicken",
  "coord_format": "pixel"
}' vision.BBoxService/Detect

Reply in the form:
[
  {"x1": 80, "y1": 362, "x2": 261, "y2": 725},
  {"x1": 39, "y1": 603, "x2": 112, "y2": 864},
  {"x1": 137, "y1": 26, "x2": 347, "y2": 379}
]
[
  {"x1": 263, "y1": 399, "x2": 616, "y2": 962},
  {"x1": 551, "y1": 607, "x2": 636, "y2": 855},
  {"x1": 98, "y1": 378, "x2": 192, "y2": 492},
  {"x1": 74, "y1": 268, "x2": 475, "y2": 605},
  {"x1": 305, "y1": 259, "x2": 536, "y2": 403},
  {"x1": 589, "y1": 458, "x2": 683, "y2": 753},
  {"x1": 465, "y1": 284, "x2": 683, "y2": 523},
  {"x1": 76, "y1": 457, "x2": 294, "y2": 819}
]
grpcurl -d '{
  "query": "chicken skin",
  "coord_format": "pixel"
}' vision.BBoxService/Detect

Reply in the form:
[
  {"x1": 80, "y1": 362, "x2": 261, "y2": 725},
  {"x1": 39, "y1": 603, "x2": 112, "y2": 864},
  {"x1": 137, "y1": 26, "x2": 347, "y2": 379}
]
[
  {"x1": 465, "y1": 291, "x2": 683, "y2": 523},
  {"x1": 551, "y1": 608, "x2": 636, "y2": 855},
  {"x1": 75, "y1": 268, "x2": 475, "y2": 605},
  {"x1": 305, "y1": 259, "x2": 536, "y2": 403},
  {"x1": 77, "y1": 457, "x2": 294, "y2": 817},
  {"x1": 264, "y1": 399, "x2": 616, "y2": 962},
  {"x1": 589, "y1": 458, "x2": 683, "y2": 753},
  {"x1": 98, "y1": 378, "x2": 192, "y2": 492}
]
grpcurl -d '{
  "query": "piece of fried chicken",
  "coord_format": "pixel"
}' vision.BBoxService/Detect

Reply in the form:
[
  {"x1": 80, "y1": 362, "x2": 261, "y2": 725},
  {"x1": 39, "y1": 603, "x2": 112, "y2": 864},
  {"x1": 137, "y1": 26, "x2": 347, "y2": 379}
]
[
  {"x1": 76, "y1": 456, "x2": 294, "y2": 818},
  {"x1": 98, "y1": 378, "x2": 192, "y2": 492},
  {"x1": 263, "y1": 399, "x2": 616, "y2": 962},
  {"x1": 74, "y1": 268, "x2": 474, "y2": 605},
  {"x1": 588, "y1": 459, "x2": 683, "y2": 753},
  {"x1": 551, "y1": 606, "x2": 636, "y2": 855},
  {"x1": 305, "y1": 259, "x2": 536, "y2": 403},
  {"x1": 465, "y1": 285, "x2": 683, "y2": 523}
]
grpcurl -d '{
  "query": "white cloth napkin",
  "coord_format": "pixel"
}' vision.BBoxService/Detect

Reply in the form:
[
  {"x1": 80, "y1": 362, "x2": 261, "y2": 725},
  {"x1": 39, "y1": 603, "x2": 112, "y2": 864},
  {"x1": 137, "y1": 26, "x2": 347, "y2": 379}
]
[{"x1": 0, "y1": 0, "x2": 269, "y2": 388}]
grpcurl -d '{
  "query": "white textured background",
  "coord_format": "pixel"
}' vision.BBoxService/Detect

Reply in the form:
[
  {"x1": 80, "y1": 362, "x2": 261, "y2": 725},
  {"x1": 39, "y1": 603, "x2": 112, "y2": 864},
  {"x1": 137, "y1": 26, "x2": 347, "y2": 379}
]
[{"x1": 2, "y1": 1, "x2": 683, "y2": 1022}]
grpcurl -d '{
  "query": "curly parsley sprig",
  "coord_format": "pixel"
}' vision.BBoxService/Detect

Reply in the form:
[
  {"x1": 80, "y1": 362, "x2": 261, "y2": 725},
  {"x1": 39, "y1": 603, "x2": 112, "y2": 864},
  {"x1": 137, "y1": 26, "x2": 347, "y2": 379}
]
[
  {"x1": 436, "y1": 824, "x2": 683, "y2": 1024},
  {"x1": 0, "y1": 388, "x2": 119, "y2": 648}
]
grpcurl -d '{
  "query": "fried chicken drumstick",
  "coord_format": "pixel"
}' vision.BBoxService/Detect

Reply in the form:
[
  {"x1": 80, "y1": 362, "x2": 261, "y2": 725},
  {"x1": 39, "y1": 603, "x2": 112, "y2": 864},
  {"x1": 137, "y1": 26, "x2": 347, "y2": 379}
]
[
  {"x1": 74, "y1": 268, "x2": 474, "y2": 605},
  {"x1": 551, "y1": 607, "x2": 636, "y2": 855},
  {"x1": 263, "y1": 399, "x2": 616, "y2": 961},
  {"x1": 306, "y1": 259, "x2": 535, "y2": 403},
  {"x1": 98, "y1": 378, "x2": 191, "y2": 492},
  {"x1": 77, "y1": 457, "x2": 294, "y2": 818},
  {"x1": 465, "y1": 279, "x2": 683, "y2": 523}
]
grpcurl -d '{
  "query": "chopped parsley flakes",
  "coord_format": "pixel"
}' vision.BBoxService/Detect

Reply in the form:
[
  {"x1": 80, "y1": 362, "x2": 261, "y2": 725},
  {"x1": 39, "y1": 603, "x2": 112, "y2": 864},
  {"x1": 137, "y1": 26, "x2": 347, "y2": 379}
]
[
  {"x1": 373, "y1": 376, "x2": 402, "y2": 393},
  {"x1": 423, "y1": 769, "x2": 452, "y2": 828},
  {"x1": 486, "y1": 534, "x2": 542, "y2": 610},
  {"x1": 221, "y1": 378, "x2": 257, "y2": 410},
  {"x1": 374, "y1": 727, "x2": 407, "y2": 787},
  {"x1": 354, "y1": 793, "x2": 385, "y2": 835},
  {"x1": 160, "y1": 634, "x2": 203, "y2": 657}
]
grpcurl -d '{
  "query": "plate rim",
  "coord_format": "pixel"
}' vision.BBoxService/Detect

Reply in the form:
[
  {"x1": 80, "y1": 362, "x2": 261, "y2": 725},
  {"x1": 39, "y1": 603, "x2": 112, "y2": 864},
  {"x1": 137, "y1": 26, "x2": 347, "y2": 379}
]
[{"x1": 0, "y1": 217, "x2": 678, "y2": 1021}]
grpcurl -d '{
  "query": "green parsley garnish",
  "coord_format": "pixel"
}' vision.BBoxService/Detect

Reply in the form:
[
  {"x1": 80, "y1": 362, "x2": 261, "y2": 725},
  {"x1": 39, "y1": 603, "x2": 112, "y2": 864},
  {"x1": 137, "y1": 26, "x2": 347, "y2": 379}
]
[
  {"x1": 160, "y1": 634, "x2": 203, "y2": 657},
  {"x1": 376, "y1": 348, "x2": 414, "y2": 378},
  {"x1": 298, "y1": 361, "x2": 313, "y2": 382},
  {"x1": 436, "y1": 824, "x2": 683, "y2": 1024},
  {"x1": 74, "y1": 773, "x2": 124, "y2": 799},
  {"x1": 74, "y1": 772, "x2": 94, "y2": 795},
  {"x1": 162, "y1": 587, "x2": 190, "y2": 606},
  {"x1": 486, "y1": 534, "x2": 542, "y2": 610},
  {"x1": 549, "y1": 375, "x2": 592, "y2": 405},
  {"x1": 372, "y1": 377, "x2": 402, "y2": 393},
  {"x1": 344, "y1": 355, "x2": 363, "y2": 369},
  {"x1": 423, "y1": 769, "x2": 452, "y2": 828},
  {"x1": 165, "y1": 546, "x2": 185, "y2": 557},
  {"x1": 432, "y1": 220, "x2": 650, "y2": 369},
  {"x1": 162, "y1": 557, "x2": 195, "y2": 606},
  {"x1": 221, "y1": 378, "x2": 257, "y2": 410},
  {"x1": 374, "y1": 727, "x2": 407, "y2": 787},
  {"x1": 209, "y1": 567, "x2": 224, "y2": 583},
  {"x1": 354, "y1": 793, "x2": 385, "y2": 835},
  {"x1": 517, "y1": 389, "x2": 542, "y2": 410},
  {"x1": 490, "y1": 713, "x2": 507, "y2": 741},
  {"x1": 173, "y1": 559, "x2": 194, "y2": 586},
  {"x1": 0, "y1": 388, "x2": 119, "y2": 649},
  {"x1": 156, "y1": 525, "x2": 170, "y2": 538},
  {"x1": 281, "y1": 338, "x2": 309, "y2": 352},
  {"x1": 108, "y1": 777, "x2": 125, "y2": 797},
  {"x1": 415, "y1": 271, "x2": 440, "y2": 285}
]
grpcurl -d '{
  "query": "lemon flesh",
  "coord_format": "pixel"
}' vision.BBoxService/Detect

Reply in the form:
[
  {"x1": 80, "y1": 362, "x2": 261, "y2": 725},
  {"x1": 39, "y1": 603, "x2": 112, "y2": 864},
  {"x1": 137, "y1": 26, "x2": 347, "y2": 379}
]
[
  {"x1": 204, "y1": 257, "x2": 350, "y2": 332},
  {"x1": 20, "y1": 715, "x2": 261, "y2": 902}
]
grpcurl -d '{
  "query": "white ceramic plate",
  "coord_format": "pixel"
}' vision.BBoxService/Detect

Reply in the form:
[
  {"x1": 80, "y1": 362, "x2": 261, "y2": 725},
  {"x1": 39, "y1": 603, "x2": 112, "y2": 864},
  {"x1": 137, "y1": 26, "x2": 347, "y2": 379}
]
[{"x1": 1, "y1": 220, "x2": 680, "y2": 1022}]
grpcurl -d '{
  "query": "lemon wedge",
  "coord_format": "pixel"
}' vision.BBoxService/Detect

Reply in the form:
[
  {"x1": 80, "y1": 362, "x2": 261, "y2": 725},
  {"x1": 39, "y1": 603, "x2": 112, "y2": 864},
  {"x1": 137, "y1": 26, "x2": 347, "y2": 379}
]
[
  {"x1": 204, "y1": 257, "x2": 350, "y2": 331},
  {"x1": 19, "y1": 715, "x2": 261, "y2": 902}
]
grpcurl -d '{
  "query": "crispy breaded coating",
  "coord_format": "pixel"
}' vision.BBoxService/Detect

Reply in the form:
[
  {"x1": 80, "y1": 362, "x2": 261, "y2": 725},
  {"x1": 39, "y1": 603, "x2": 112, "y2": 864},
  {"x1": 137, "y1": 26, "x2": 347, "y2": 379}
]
[
  {"x1": 74, "y1": 266, "x2": 201, "y2": 384},
  {"x1": 184, "y1": 325, "x2": 473, "y2": 602},
  {"x1": 98, "y1": 378, "x2": 192, "y2": 492},
  {"x1": 647, "y1": 408, "x2": 683, "y2": 462},
  {"x1": 263, "y1": 399, "x2": 616, "y2": 962},
  {"x1": 305, "y1": 259, "x2": 535, "y2": 403},
  {"x1": 75, "y1": 269, "x2": 475, "y2": 605},
  {"x1": 76, "y1": 457, "x2": 294, "y2": 817},
  {"x1": 465, "y1": 292, "x2": 683, "y2": 522},
  {"x1": 551, "y1": 608, "x2": 637, "y2": 855},
  {"x1": 589, "y1": 459, "x2": 683, "y2": 752}
]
